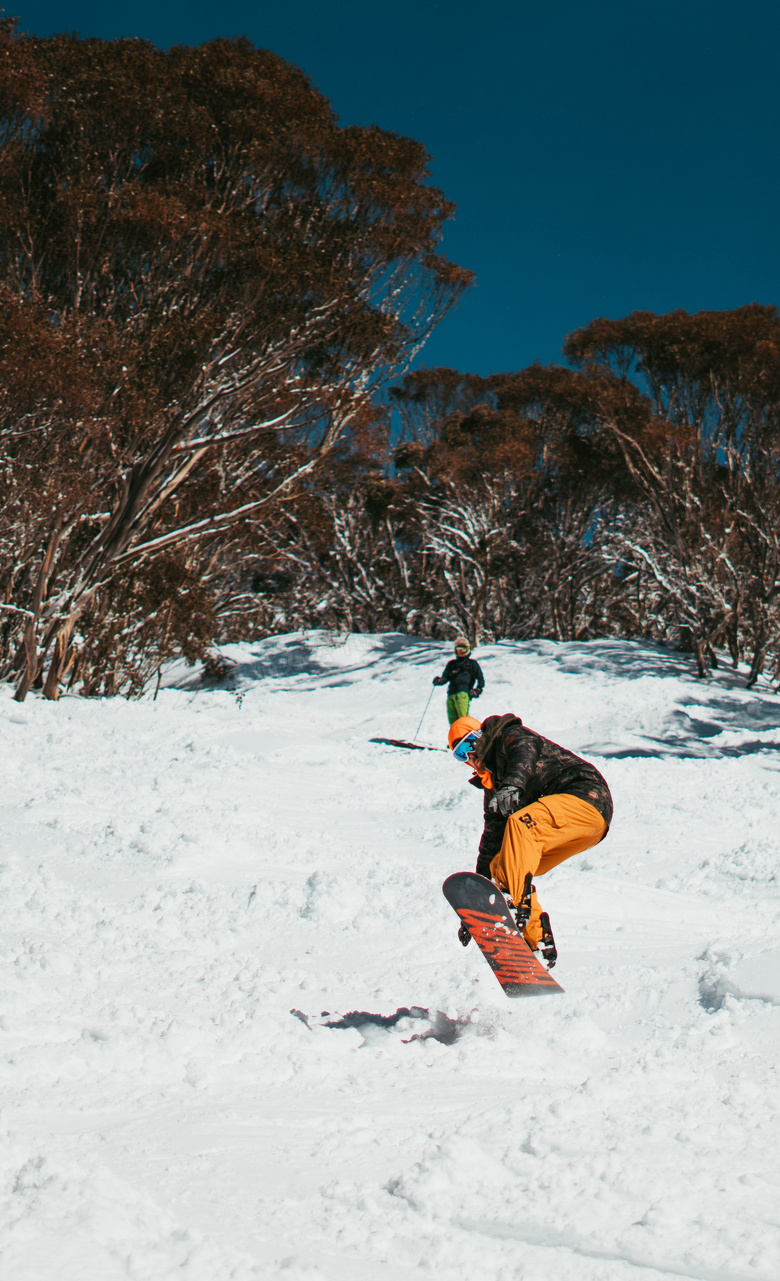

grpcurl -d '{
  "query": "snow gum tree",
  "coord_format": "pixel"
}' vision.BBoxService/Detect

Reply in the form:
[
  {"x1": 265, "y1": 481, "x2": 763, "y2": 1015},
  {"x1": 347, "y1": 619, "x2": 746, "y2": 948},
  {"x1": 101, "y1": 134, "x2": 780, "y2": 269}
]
[
  {"x1": 250, "y1": 365, "x2": 644, "y2": 648},
  {"x1": 229, "y1": 306, "x2": 780, "y2": 686},
  {"x1": 565, "y1": 305, "x2": 780, "y2": 682},
  {"x1": 0, "y1": 21, "x2": 470, "y2": 698}
]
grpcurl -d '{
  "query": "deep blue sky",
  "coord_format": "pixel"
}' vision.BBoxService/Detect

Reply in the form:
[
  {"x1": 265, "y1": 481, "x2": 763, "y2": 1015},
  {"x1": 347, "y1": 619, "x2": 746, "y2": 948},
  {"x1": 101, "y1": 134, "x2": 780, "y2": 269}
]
[{"x1": 8, "y1": 1, "x2": 780, "y2": 374}]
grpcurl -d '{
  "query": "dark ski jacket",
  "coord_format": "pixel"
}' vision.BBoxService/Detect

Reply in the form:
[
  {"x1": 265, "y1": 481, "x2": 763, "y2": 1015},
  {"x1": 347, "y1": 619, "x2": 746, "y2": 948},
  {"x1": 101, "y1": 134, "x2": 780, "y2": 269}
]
[
  {"x1": 469, "y1": 713, "x2": 612, "y2": 876},
  {"x1": 438, "y1": 655, "x2": 485, "y2": 696}
]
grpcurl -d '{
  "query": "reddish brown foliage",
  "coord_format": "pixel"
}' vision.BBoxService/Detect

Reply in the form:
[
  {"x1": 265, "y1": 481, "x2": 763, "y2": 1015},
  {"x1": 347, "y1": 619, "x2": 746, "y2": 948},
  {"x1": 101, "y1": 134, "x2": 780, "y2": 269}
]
[{"x1": 0, "y1": 23, "x2": 470, "y2": 697}]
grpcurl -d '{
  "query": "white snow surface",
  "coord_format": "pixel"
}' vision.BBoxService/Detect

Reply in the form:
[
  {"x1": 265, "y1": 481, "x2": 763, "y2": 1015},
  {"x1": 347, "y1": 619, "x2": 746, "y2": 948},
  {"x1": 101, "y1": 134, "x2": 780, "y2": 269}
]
[{"x1": 2, "y1": 631, "x2": 780, "y2": 1280}]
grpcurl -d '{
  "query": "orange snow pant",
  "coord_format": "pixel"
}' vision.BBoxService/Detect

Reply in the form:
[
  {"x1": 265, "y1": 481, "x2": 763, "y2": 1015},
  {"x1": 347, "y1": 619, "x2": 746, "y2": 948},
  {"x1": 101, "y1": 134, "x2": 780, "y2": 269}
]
[{"x1": 489, "y1": 794, "x2": 607, "y2": 948}]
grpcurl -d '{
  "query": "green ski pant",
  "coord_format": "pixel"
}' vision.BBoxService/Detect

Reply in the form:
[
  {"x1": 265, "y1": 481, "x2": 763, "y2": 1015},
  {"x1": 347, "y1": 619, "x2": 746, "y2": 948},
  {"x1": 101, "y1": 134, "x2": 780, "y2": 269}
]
[{"x1": 446, "y1": 692, "x2": 471, "y2": 724}]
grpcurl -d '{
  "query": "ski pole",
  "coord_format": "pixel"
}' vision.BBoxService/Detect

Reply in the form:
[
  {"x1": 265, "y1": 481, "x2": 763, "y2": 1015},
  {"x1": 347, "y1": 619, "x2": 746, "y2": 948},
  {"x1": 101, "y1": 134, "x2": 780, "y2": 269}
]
[{"x1": 413, "y1": 684, "x2": 436, "y2": 740}]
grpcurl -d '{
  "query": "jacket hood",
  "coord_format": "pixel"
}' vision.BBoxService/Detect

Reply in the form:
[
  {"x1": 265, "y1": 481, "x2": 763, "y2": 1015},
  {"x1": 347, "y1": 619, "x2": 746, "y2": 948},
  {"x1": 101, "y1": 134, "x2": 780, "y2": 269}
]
[{"x1": 471, "y1": 713, "x2": 523, "y2": 768}]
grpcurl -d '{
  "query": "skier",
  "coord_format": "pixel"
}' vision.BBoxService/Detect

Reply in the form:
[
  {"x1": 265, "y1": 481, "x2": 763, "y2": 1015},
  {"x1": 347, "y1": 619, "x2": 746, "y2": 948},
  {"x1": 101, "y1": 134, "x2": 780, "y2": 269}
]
[
  {"x1": 447, "y1": 712, "x2": 612, "y2": 954},
  {"x1": 432, "y1": 637, "x2": 485, "y2": 725}
]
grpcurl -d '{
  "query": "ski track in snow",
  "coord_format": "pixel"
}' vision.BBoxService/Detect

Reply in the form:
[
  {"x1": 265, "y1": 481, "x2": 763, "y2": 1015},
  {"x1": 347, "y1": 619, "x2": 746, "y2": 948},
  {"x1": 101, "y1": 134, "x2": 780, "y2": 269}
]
[{"x1": 1, "y1": 631, "x2": 780, "y2": 1280}]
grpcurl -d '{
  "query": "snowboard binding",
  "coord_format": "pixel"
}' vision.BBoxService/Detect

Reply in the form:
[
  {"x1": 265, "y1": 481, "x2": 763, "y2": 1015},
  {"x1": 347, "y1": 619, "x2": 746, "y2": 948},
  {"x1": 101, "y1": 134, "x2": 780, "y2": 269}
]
[
  {"x1": 539, "y1": 911, "x2": 557, "y2": 968},
  {"x1": 513, "y1": 877, "x2": 557, "y2": 969},
  {"x1": 514, "y1": 873, "x2": 534, "y2": 931}
]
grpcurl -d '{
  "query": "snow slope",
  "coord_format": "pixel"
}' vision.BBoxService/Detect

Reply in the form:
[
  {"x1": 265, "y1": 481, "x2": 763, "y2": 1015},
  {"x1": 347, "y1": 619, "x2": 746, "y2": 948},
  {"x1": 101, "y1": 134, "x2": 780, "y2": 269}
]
[{"x1": 1, "y1": 631, "x2": 780, "y2": 1281}]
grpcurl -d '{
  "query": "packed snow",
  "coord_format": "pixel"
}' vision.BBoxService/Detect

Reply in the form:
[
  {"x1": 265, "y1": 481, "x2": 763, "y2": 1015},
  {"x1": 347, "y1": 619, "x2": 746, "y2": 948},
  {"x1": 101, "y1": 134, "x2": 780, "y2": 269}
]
[{"x1": 2, "y1": 631, "x2": 780, "y2": 1280}]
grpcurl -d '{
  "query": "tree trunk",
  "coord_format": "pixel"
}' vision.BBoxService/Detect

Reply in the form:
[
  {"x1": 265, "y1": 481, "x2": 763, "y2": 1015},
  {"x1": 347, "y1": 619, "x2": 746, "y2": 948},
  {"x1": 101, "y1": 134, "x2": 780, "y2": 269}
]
[
  {"x1": 13, "y1": 518, "x2": 63, "y2": 702},
  {"x1": 13, "y1": 619, "x2": 41, "y2": 702},
  {"x1": 746, "y1": 644, "x2": 768, "y2": 689},
  {"x1": 42, "y1": 626, "x2": 75, "y2": 700}
]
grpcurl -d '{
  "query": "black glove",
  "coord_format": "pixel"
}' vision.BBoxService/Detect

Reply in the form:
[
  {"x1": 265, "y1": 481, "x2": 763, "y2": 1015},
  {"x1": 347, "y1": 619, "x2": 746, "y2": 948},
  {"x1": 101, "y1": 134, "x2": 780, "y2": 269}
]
[
  {"x1": 432, "y1": 676, "x2": 445, "y2": 686},
  {"x1": 469, "y1": 688, "x2": 481, "y2": 699},
  {"x1": 487, "y1": 786, "x2": 520, "y2": 817}
]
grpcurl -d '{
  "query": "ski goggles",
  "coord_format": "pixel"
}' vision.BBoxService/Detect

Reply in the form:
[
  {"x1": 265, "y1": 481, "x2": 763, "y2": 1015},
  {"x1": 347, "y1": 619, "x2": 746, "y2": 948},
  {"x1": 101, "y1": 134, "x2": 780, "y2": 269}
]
[{"x1": 451, "y1": 730, "x2": 482, "y2": 762}]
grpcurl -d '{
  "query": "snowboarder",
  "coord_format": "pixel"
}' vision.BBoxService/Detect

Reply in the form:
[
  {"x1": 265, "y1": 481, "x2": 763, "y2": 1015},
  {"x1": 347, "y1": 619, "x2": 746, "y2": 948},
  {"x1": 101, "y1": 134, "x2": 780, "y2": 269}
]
[
  {"x1": 433, "y1": 638, "x2": 485, "y2": 725},
  {"x1": 447, "y1": 713, "x2": 612, "y2": 953}
]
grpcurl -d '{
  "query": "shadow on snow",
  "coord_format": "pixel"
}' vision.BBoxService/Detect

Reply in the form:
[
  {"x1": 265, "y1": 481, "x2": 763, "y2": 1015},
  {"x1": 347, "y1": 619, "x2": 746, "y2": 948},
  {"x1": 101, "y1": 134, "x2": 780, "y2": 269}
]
[
  {"x1": 166, "y1": 632, "x2": 780, "y2": 761},
  {"x1": 290, "y1": 1005, "x2": 468, "y2": 1045}
]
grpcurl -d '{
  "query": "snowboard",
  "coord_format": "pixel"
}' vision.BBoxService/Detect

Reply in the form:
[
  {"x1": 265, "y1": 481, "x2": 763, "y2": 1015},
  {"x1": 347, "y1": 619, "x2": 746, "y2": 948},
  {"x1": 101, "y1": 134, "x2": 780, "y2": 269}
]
[
  {"x1": 370, "y1": 737, "x2": 447, "y2": 752},
  {"x1": 442, "y1": 871, "x2": 564, "y2": 997}
]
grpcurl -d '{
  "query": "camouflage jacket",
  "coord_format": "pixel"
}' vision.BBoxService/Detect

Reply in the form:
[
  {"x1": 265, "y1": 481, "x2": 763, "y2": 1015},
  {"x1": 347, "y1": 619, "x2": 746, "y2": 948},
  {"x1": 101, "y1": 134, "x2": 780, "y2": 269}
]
[{"x1": 470, "y1": 714, "x2": 613, "y2": 875}]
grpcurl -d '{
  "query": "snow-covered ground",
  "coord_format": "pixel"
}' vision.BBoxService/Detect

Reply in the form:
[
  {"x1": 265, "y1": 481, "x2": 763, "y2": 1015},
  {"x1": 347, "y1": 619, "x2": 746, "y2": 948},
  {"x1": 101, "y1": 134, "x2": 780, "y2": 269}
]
[{"x1": 2, "y1": 631, "x2": 780, "y2": 1281}]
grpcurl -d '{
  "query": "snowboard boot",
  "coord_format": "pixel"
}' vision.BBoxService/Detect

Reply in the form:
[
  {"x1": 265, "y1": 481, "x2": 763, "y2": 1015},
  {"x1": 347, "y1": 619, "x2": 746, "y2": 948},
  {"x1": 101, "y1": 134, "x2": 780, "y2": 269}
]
[
  {"x1": 514, "y1": 872, "x2": 534, "y2": 932},
  {"x1": 539, "y1": 911, "x2": 558, "y2": 969}
]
